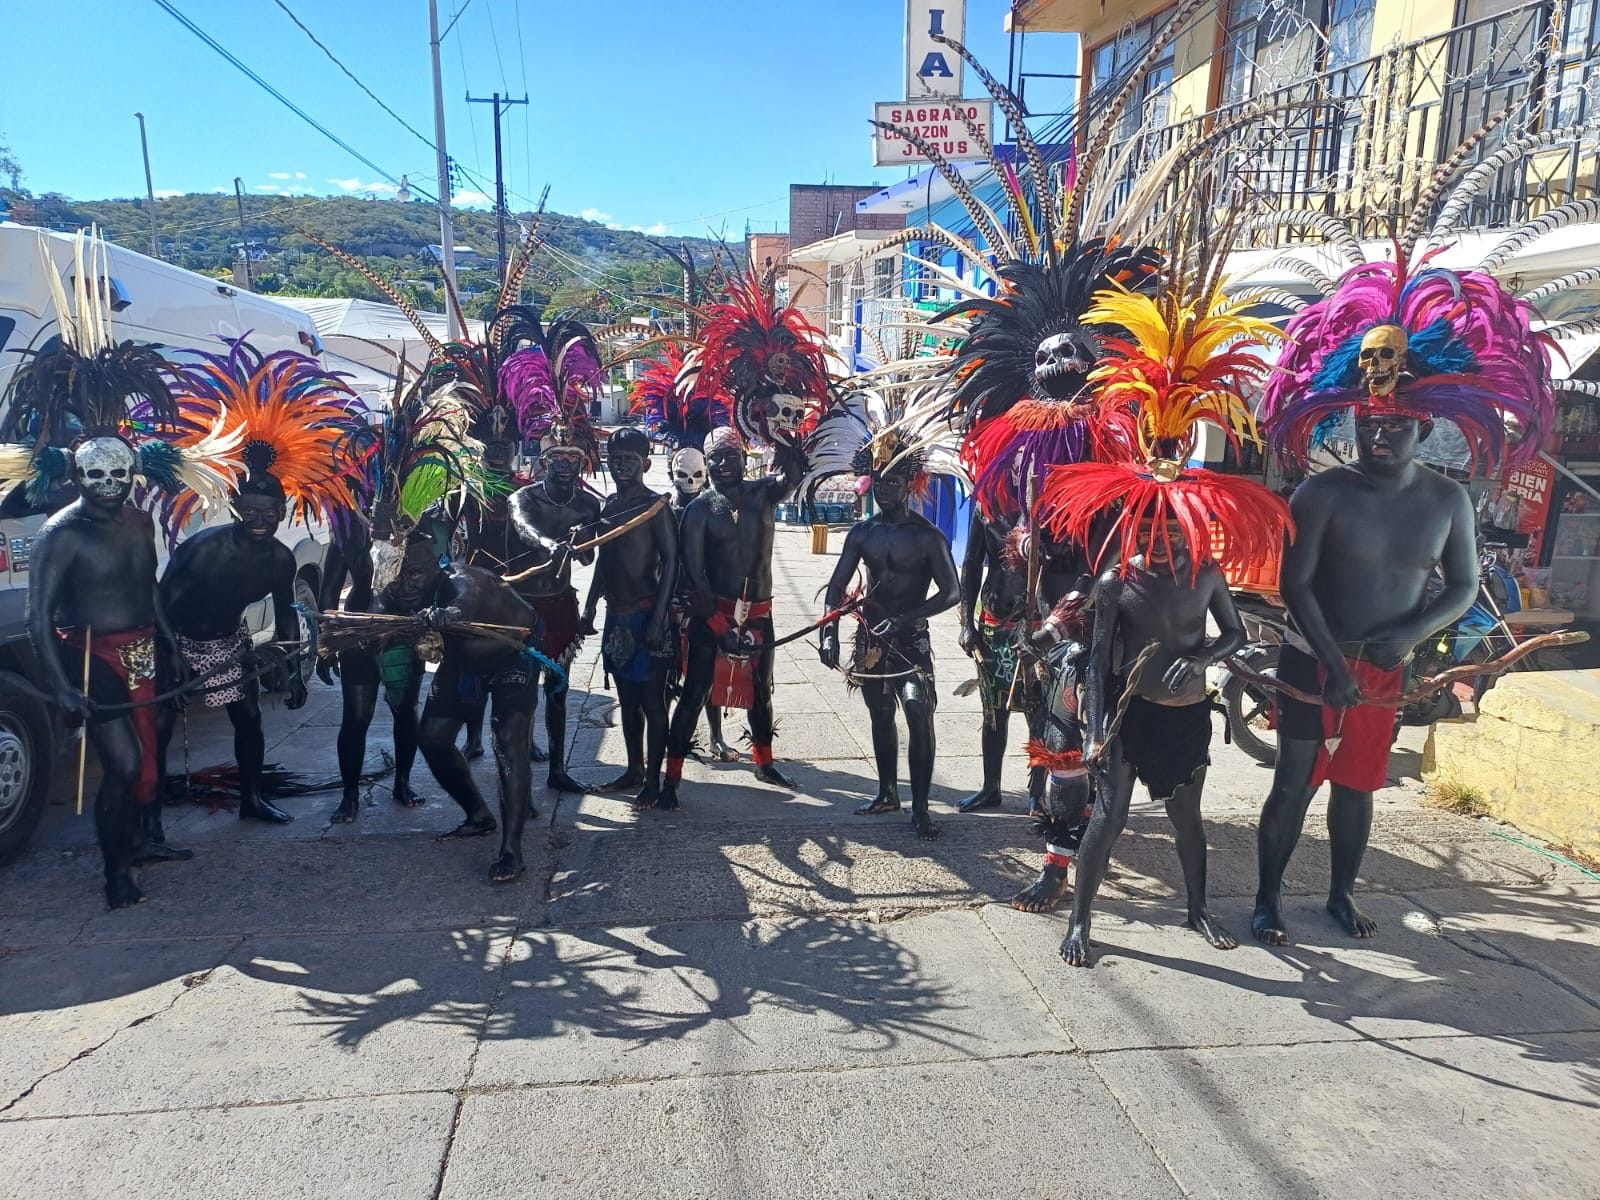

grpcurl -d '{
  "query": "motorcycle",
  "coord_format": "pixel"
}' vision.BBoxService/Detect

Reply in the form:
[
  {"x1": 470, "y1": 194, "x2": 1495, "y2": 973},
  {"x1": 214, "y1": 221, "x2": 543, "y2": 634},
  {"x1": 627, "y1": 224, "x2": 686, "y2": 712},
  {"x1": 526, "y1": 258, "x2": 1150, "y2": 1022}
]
[{"x1": 1217, "y1": 543, "x2": 1571, "y2": 767}]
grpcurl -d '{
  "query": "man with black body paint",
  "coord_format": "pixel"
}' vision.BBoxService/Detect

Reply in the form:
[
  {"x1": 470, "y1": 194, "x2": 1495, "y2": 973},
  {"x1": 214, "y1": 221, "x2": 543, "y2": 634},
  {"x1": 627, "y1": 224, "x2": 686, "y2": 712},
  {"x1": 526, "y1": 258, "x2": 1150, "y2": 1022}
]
[
  {"x1": 1254, "y1": 413, "x2": 1477, "y2": 945},
  {"x1": 656, "y1": 430, "x2": 801, "y2": 808},
  {"x1": 157, "y1": 476, "x2": 308, "y2": 826},
  {"x1": 580, "y1": 428, "x2": 678, "y2": 809},
  {"x1": 820, "y1": 450, "x2": 959, "y2": 840}
]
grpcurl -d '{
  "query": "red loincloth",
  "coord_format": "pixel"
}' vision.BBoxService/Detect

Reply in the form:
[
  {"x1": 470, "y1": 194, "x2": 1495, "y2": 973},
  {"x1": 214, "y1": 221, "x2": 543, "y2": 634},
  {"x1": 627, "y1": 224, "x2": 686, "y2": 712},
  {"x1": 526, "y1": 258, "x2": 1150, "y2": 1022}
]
[
  {"x1": 1311, "y1": 656, "x2": 1405, "y2": 793},
  {"x1": 706, "y1": 597, "x2": 773, "y2": 711},
  {"x1": 55, "y1": 626, "x2": 160, "y2": 805},
  {"x1": 530, "y1": 590, "x2": 583, "y2": 666}
]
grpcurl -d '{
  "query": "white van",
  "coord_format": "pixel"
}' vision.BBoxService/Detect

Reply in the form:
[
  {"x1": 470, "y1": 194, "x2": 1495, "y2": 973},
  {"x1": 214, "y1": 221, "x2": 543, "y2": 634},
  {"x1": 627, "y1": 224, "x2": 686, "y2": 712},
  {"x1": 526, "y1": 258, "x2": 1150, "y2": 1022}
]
[{"x1": 0, "y1": 223, "x2": 334, "y2": 862}]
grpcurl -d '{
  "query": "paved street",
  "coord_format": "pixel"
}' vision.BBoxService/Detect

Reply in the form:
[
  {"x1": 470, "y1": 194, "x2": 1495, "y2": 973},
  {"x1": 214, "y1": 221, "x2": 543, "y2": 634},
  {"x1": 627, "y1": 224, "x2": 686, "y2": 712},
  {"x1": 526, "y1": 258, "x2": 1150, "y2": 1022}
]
[{"x1": 2, "y1": 518, "x2": 1597, "y2": 1200}]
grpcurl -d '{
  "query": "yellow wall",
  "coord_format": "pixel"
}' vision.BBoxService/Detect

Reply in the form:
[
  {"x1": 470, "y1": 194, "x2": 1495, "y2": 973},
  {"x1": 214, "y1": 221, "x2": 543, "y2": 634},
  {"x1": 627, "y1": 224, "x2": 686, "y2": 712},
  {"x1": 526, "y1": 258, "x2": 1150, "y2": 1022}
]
[{"x1": 1367, "y1": 0, "x2": 1455, "y2": 51}]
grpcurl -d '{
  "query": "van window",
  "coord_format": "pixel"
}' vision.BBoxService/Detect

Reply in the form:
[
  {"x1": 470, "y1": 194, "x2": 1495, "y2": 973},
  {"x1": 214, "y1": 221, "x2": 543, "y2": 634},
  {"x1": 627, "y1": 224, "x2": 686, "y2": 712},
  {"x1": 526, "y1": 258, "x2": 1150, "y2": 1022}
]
[{"x1": 0, "y1": 315, "x2": 15, "y2": 357}]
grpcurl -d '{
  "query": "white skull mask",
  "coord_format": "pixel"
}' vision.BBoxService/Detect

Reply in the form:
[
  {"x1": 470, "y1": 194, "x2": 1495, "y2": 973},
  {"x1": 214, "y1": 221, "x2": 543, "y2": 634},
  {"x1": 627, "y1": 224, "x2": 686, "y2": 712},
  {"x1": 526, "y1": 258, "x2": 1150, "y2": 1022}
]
[
  {"x1": 670, "y1": 448, "x2": 707, "y2": 497},
  {"x1": 765, "y1": 393, "x2": 806, "y2": 436},
  {"x1": 73, "y1": 437, "x2": 136, "y2": 503}
]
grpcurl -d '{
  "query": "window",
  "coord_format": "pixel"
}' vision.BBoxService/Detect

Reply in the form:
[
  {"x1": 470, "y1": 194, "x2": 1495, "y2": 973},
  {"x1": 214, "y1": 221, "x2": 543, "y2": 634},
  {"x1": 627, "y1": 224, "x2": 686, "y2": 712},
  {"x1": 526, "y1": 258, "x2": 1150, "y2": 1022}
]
[
  {"x1": 1217, "y1": 0, "x2": 1375, "y2": 106},
  {"x1": 872, "y1": 255, "x2": 898, "y2": 300},
  {"x1": 1087, "y1": 10, "x2": 1177, "y2": 138}
]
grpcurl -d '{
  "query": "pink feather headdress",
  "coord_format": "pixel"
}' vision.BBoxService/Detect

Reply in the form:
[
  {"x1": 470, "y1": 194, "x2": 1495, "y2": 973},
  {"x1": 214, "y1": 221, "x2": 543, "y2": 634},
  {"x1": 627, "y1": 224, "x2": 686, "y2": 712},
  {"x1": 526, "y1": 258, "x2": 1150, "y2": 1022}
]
[{"x1": 1261, "y1": 245, "x2": 1555, "y2": 471}]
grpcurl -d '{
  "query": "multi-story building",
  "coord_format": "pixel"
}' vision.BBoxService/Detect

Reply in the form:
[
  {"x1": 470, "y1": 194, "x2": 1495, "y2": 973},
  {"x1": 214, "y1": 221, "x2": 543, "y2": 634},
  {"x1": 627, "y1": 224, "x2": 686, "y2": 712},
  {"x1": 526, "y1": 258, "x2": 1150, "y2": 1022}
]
[{"x1": 844, "y1": 0, "x2": 1600, "y2": 613}]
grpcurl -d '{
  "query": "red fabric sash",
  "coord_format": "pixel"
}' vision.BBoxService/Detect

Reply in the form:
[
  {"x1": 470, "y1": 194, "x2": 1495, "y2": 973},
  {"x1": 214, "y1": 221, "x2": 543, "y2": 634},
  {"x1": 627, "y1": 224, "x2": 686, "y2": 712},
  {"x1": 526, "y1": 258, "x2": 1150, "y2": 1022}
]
[
  {"x1": 1311, "y1": 656, "x2": 1404, "y2": 793},
  {"x1": 56, "y1": 626, "x2": 160, "y2": 805}
]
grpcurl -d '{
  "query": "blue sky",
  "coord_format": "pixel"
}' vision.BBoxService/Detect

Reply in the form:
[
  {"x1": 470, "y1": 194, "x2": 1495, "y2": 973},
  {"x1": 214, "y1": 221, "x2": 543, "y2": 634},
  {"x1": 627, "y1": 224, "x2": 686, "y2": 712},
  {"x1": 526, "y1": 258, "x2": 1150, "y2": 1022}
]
[{"x1": 4, "y1": 0, "x2": 1068, "y2": 237}]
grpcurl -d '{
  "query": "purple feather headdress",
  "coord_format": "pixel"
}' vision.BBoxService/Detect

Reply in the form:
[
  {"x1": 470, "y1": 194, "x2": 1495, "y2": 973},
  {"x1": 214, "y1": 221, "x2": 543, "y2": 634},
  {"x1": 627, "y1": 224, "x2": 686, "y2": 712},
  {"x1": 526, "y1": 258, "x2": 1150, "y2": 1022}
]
[
  {"x1": 1262, "y1": 246, "x2": 1555, "y2": 471},
  {"x1": 495, "y1": 314, "x2": 603, "y2": 468}
]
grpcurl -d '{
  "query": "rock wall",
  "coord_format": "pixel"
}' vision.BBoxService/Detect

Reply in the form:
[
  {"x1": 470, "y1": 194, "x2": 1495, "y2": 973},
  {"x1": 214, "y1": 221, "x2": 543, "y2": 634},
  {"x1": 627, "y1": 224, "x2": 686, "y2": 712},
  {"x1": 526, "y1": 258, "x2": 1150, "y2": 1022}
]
[{"x1": 1424, "y1": 669, "x2": 1600, "y2": 859}]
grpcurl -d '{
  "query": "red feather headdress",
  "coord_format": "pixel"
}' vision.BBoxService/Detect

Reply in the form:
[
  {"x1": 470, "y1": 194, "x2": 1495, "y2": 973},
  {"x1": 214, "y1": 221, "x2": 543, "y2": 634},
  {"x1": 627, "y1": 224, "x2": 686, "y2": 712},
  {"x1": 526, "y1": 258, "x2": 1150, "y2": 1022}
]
[
  {"x1": 696, "y1": 267, "x2": 832, "y2": 448},
  {"x1": 1037, "y1": 282, "x2": 1292, "y2": 583}
]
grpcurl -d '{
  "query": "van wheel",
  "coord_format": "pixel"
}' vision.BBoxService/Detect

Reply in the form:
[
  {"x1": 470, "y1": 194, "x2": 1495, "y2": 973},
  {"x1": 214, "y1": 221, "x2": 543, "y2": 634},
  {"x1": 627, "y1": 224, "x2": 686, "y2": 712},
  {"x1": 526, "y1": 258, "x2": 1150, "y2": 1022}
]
[
  {"x1": 294, "y1": 574, "x2": 320, "y2": 687},
  {"x1": 0, "y1": 671, "x2": 53, "y2": 866}
]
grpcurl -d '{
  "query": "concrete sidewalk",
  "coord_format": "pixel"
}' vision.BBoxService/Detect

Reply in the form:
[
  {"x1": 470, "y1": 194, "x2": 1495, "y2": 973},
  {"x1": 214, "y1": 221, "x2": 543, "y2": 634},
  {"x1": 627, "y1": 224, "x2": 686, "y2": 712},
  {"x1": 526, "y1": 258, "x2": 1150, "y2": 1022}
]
[{"x1": 1, "y1": 524, "x2": 1596, "y2": 1200}]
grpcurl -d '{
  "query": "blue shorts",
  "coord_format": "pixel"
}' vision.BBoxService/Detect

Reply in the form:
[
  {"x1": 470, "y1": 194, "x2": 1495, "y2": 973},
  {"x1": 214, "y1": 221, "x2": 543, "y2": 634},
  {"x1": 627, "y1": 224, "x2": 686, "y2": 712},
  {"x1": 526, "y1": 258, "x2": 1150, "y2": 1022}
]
[{"x1": 602, "y1": 607, "x2": 657, "y2": 685}]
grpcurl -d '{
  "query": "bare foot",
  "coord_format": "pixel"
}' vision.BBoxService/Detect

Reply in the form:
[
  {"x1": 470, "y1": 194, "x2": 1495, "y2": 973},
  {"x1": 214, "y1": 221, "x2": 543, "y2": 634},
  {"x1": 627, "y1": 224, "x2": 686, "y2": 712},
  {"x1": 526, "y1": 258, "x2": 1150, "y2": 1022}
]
[
  {"x1": 464, "y1": 739, "x2": 485, "y2": 761},
  {"x1": 956, "y1": 787, "x2": 1001, "y2": 814},
  {"x1": 547, "y1": 772, "x2": 591, "y2": 795},
  {"x1": 911, "y1": 811, "x2": 942, "y2": 840},
  {"x1": 438, "y1": 815, "x2": 496, "y2": 840},
  {"x1": 1251, "y1": 901, "x2": 1290, "y2": 946},
  {"x1": 529, "y1": 741, "x2": 549, "y2": 764},
  {"x1": 1188, "y1": 909, "x2": 1238, "y2": 950},
  {"x1": 855, "y1": 793, "x2": 901, "y2": 816},
  {"x1": 1011, "y1": 863, "x2": 1071, "y2": 913},
  {"x1": 710, "y1": 739, "x2": 741, "y2": 763},
  {"x1": 753, "y1": 762, "x2": 795, "y2": 789},
  {"x1": 240, "y1": 794, "x2": 293, "y2": 824},
  {"x1": 489, "y1": 852, "x2": 525, "y2": 883},
  {"x1": 393, "y1": 783, "x2": 427, "y2": 809},
  {"x1": 1327, "y1": 894, "x2": 1378, "y2": 938},
  {"x1": 330, "y1": 794, "x2": 360, "y2": 824},
  {"x1": 1060, "y1": 921, "x2": 1093, "y2": 967},
  {"x1": 629, "y1": 784, "x2": 660, "y2": 811},
  {"x1": 105, "y1": 872, "x2": 146, "y2": 910},
  {"x1": 601, "y1": 770, "x2": 646, "y2": 793},
  {"x1": 655, "y1": 784, "x2": 680, "y2": 812}
]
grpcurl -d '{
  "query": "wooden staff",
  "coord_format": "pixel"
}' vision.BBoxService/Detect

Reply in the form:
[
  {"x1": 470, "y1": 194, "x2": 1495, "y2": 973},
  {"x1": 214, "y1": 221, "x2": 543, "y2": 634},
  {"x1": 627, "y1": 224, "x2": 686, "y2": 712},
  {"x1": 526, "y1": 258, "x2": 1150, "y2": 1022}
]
[
  {"x1": 501, "y1": 495, "x2": 669, "y2": 584},
  {"x1": 76, "y1": 627, "x2": 91, "y2": 816}
]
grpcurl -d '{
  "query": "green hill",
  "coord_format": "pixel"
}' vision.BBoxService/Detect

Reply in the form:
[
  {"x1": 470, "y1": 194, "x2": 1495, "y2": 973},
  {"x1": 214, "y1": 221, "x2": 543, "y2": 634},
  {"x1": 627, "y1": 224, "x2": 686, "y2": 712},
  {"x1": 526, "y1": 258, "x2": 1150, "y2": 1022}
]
[{"x1": 0, "y1": 189, "x2": 738, "y2": 324}]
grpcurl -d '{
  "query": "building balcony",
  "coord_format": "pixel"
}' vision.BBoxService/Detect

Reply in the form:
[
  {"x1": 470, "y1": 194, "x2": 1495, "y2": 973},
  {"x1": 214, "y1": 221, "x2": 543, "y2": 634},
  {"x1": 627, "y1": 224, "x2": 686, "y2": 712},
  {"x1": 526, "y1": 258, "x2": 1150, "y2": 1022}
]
[{"x1": 1093, "y1": 1, "x2": 1600, "y2": 242}]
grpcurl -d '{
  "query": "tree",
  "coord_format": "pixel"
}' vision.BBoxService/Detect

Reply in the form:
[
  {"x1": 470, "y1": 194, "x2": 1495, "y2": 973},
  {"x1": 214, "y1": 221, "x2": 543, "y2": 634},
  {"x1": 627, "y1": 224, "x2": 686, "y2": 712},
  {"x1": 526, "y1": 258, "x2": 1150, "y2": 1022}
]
[{"x1": 0, "y1": 135, "x2": 23, "y2": 192}]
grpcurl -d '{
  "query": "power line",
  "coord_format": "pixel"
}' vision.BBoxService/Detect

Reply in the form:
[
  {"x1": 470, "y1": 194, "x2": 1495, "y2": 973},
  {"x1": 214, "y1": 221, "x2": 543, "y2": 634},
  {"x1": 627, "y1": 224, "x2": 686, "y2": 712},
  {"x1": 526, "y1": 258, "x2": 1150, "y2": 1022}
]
[
  {"x1": 147, "y1": 0, "x2": 434, "y2": 203},
  {"x1": 269, "y1": 0, "x2": 437, "y2": 155},
  {"x1": 484, "y1": 0, "x2": 511, "y2": 95}
]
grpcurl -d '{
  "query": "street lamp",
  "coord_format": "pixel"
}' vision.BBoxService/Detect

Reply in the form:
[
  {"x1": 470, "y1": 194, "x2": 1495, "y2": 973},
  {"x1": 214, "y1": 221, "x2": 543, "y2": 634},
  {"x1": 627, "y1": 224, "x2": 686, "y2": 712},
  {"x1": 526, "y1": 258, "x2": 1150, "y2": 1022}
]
[{"x1": 133, "y1": 112, "x2": 159, "y2": 258}]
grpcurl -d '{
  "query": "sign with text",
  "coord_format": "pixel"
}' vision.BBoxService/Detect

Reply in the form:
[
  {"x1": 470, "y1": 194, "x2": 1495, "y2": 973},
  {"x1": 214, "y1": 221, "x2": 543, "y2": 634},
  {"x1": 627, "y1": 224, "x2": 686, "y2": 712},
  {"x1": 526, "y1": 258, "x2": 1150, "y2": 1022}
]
[
  {"x1": 1503, "y1": 456, "x2": 1556, "y2": 563},
  {"x1": 906, "y1": 1, "x2": 966, "y2": 99},
  {"x1": 873, "y1": 99, "x2": 994, "y2": 166}
]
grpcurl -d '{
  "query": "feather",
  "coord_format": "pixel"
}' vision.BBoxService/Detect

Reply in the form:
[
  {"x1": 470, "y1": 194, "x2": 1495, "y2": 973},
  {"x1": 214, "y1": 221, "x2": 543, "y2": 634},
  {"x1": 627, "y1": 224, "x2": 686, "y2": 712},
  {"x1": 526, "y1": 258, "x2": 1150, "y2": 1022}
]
[
  {"x1": 1480, "y1": 199, "x2": 1600, "y2": 272},
  {"x1": 1433, "y1": 123, "x2": 1600, "y2": 237},
  {"x1": 1401, "y1": 105, "x2": 1513, "y2": 250},
  {"x1": 869, "y1": 120, "x2": 1011, "y2": 257},
  {"x1": 297, "y1": 228, "x2": 446, "y2": 357}
]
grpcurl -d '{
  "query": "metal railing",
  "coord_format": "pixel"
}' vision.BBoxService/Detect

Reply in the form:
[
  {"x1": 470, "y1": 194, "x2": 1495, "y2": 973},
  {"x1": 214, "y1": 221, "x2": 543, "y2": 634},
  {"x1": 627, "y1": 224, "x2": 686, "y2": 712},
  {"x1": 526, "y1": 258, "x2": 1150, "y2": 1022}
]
[{"x1": 1093, "y1": 0, "x2": 1598, "y2": 240}]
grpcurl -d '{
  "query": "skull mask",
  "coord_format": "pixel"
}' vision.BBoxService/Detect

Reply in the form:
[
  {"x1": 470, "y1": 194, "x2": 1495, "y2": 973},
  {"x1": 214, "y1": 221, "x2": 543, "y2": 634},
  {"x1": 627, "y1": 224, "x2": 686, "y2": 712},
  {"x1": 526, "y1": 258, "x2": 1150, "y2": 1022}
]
[
  {"x1": 670, "y1": 447, "x2": 707, "y2": 498},
  {"x1": 1032, "y1": 328, "x2": 1097, "y2": 401},
  {"x1": 73, "y1": 437, "x2": 136, "y2": 504},
  {"x1": 763, "y1": 393, "x2": 807, "y2": 437},
  {"x1": 1358, "y1": 324, "x2": 1407, "y2": 398}
]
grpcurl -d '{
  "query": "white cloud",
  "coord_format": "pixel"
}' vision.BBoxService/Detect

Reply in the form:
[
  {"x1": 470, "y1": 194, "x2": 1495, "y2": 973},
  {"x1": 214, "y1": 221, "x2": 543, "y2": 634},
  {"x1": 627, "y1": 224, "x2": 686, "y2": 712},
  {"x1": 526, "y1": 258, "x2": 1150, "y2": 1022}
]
[
  {"x1": 451, "y1": 189, "x2": 492, "y2": 209},
  {"x1": 267, "y1": 170, "x2": 308, "y2": 181},
  {"x1": 328, "y1": 177, "x2": 397, "y2": 195},
  {"x1": 580, "y1": 207, "x2": 613, "y2": 224},
  {"x1": 627, "y1": 222, "x2": 671, "y2": 236},
  {"x1": 153, "y1": 188, "x2": 184, "y2": 199}
]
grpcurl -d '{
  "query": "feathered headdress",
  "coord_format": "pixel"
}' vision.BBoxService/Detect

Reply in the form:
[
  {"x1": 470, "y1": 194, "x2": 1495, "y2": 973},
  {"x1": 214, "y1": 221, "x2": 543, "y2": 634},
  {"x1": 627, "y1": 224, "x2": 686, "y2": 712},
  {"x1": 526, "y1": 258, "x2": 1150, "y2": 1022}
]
[
  {"x1": 1260, "y1": 246, "x2": 1555, "y2": 471},
  {"x1": 629, "y1": 341, "x2": 731, "y2": 450},
  {"x1": 164, "y1": 339, "x2": 367, "y2": 526},
  {"x1": 496, "y1": 311, "x2": 604, "y2": 469},
  {"x1": 696, "y1": 267, "x2": 832, "y2": 448},
  {"x1": 0, "y1": 228, "x2": 242, "y2": 521},
  {"x1": 939, "y1": 242, "x2": 1163, "y2": 517},
  {"x1": 798, "y1": 383, "x2": 967, "y2": 504},
  {"x1": 361, "y1": 362, "x2": 499, "y2": 532},
  {"x1": 1037, "y1": 278, "x2": 1293, "y2": 584}
]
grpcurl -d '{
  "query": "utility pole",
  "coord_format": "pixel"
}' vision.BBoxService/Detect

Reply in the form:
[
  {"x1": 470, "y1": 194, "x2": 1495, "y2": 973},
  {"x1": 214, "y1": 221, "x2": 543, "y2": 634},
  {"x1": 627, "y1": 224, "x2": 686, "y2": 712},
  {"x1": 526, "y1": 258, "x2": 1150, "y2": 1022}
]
[
  {"x1": 133, "y1": 112, "x2": 159, "y2": 258},
  {"x1": 232, "y1": 178, "x2": 254, "y2": 291},
  {"x1": 428, "y1": 0, "x2": 461, "y2": 338},
  {"x1": 466, "y1": 91, "x2": 529, "y2": 281}
]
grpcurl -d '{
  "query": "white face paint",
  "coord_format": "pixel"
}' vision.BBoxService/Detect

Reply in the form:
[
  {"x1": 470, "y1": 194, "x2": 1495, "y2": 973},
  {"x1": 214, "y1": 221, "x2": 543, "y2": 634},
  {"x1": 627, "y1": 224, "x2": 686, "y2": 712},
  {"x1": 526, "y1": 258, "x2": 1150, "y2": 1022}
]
[
  {"x1": 371, "y1": 538, "x2": 403, "y2": 591},
  {"x1": 73, "y1": 437, "x2": 136, "y2": 503},
  {"x1": 670, "y1": 448, "x2": 707, "y2": 497}
]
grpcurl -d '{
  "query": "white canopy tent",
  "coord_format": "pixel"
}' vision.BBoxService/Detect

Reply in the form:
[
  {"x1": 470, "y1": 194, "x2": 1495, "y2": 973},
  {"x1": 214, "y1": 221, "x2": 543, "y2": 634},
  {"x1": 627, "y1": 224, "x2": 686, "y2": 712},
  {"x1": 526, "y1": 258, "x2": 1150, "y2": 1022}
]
[{"x1": 277, "y1": 297, "x2": 485, "y2": 405}]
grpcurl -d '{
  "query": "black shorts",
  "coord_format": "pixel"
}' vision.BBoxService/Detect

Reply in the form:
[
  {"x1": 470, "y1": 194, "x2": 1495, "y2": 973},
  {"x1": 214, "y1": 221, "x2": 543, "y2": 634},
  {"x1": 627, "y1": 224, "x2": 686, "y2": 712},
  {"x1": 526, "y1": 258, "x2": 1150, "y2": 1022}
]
[
  {"x1": 1274, "y1": 644, "x2": 1324, "y2": 741},
  {"x1": 422, "y1": 657, "x2": 536, "y2": 724},
  {"x1": 1118, "y1": 696, "x2": 1212, "y2": 800}
]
